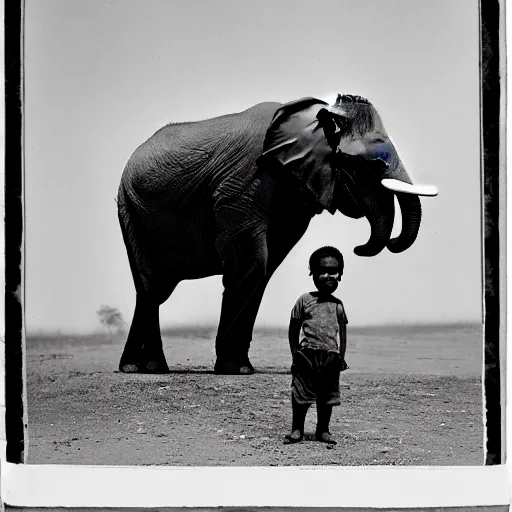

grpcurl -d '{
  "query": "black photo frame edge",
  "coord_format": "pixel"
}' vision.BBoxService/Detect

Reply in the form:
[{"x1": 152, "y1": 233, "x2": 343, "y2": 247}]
[{"x1": 1, "y1": 0, "x2": 509, "y2": 509}]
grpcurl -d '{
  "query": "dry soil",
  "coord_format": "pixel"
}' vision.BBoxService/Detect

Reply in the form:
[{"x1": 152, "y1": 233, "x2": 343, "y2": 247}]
[{"x1": 26, "y1": 324, "x2": 483, "y2": 466}]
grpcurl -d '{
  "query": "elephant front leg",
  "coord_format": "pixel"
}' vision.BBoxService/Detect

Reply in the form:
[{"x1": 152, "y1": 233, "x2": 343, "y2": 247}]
[
  {"x1": 214, "y1": 237, "x2": 269, "y2": 375},
  {"x1": 119, "y1": 292, "x2": 169, "y2": 374}
]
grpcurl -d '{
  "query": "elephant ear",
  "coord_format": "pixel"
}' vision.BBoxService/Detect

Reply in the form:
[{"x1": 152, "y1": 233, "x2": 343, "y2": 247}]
[{"x1": 259, "y1": 97, "x2": 338, "y2": 214}]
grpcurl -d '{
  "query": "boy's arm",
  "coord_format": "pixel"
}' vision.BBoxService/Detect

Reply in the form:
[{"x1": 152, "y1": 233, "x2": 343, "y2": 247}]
[
  {"x1": 338, "y1": 302, "x2": 349, "y2": 370},
  {"x1": 338, "y1": 322, "x2": 348, "y2": 371},
  {"x1": 289, "y1": 296, "x2": 303, "y2": 356},
  {"x1": 288, "y1": 317, "x2": 302, "y2": 355},
  {"x1": 338, "y1": 322, "x2": 347, "y2": 360}
]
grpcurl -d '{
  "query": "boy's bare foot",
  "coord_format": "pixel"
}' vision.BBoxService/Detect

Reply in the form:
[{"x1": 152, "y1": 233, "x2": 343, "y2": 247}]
[
  {"x1": 315, "y1": 432, "x2": 337, "y2": 445},
  {"x1": 284, "y1": 429, "x2": 303, "y2": 444}
]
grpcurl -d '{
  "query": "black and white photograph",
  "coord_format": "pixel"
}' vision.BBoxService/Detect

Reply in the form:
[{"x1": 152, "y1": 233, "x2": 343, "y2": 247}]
[{"x1": 20, "y1": 0, "x2": 490, "y2": 472}]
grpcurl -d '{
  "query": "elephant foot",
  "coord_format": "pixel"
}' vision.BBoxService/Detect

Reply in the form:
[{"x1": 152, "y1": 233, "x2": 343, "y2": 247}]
[
  {"x1": 214, "y1": 359, "x2": 254, "y2": 375},
  {"x1": 119, "y1": 363, "x2": 140, "y2": 373},
  {"x1": 119, "y1": 357, "x2": 169, "y2": 374},
  {"x1": 142, "y1": 359, "x2": 170, "y2": 374}
]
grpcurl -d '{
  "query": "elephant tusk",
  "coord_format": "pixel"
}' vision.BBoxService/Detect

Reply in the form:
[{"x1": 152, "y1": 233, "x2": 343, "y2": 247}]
[{"x1": 381, "y1": 179, "x2": 438, "y2": 197}]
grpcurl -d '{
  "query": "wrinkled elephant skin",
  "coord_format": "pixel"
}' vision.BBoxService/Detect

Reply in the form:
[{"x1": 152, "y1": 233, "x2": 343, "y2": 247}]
[{"x1": 117, "y1": 94, "x2": 437, "y2": 374}]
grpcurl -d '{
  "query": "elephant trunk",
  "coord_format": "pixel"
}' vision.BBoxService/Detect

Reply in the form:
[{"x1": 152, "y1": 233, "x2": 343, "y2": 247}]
[
  {"x1": 386, "y1": 193, "x2": 422, "y2": 253},
  {"x1": 354, "y1": 191, "x2": 395, "y2": 257}
]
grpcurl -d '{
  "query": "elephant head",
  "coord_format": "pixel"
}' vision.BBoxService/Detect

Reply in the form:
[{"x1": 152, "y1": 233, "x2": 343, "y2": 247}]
[{"x1": 260, "y1": 94, "x2": 438, "y2": 257}]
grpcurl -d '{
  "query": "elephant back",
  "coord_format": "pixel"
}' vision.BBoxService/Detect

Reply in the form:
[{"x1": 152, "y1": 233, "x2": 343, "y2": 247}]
[
  {"x1": 117, "y1": 101, "x2": 284, "y2": 288},
  {"x1": 122, "y1": 102, "x2": 280, "y2": 209}
]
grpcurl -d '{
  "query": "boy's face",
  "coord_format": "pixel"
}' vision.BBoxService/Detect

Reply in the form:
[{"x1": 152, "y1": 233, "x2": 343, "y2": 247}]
[{"x1": 312, "y1": 256, "x2": 342, "y2": 294}]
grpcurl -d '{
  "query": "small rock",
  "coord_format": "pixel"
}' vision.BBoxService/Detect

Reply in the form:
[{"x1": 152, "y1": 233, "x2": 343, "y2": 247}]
[{"x1": 240, "y1": 435, "x2": 246, "y2": 439}]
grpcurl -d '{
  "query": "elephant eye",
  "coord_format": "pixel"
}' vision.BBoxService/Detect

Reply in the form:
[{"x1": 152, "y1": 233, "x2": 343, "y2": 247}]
[{"x1": 376, "y1": 151, "x2": 389, "y2": 162}]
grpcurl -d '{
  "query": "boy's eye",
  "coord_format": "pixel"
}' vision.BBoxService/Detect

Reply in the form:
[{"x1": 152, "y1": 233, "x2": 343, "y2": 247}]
[{"x1": 318, "y1": 268, "x2": 339, "y2": 276}]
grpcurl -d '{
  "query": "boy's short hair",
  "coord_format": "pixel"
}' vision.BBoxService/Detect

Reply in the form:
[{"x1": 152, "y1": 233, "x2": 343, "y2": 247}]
[{"x1": 309, "y1": 246, "x2": 344, "y2": 275}]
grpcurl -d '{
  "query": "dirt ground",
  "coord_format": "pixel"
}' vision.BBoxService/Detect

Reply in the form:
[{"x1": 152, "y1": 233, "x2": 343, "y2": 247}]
[{"x1": 26, "y1": 324, "x2": 483, "y2": 466}]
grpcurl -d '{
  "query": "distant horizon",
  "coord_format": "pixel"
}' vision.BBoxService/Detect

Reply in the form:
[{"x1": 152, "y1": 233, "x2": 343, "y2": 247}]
[{"x1": 25, "y1": 320, "x2": 483, "y2": 338}]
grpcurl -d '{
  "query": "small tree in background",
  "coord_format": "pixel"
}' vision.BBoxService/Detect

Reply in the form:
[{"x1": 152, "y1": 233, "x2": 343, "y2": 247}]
[{"x1": 97, "y1": 305, "x2": 125, "y2": 338}]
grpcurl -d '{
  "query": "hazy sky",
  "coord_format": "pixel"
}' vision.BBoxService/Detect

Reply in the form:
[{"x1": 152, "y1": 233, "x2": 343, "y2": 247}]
[{"x1": 25, "y1": 0, "x2": 481, "y2": 333}]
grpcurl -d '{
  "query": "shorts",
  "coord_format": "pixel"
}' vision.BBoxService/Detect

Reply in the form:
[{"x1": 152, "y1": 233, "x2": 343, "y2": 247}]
[{"x1": 291, "y1": 347, "x2": 342, "y2": 406}]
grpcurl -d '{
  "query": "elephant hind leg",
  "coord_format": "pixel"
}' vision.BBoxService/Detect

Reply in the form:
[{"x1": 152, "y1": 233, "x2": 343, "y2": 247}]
[{"x1": 119, "y1": 288, "x2": 174, "y2": 374}]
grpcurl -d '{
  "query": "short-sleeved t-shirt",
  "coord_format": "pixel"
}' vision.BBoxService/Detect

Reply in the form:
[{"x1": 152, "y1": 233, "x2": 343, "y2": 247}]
[{"x1": 291, "y1": 292, "x2": 348, "y2": 353}]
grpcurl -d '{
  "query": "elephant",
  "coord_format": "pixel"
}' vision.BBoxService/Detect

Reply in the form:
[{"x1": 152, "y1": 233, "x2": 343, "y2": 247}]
[{"x1": 117, "y1": 94, "x2": 437, "y2": 375}]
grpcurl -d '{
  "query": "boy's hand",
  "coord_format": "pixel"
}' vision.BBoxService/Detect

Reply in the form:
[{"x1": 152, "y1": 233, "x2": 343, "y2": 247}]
[
  {"x1": 290, "y1": 349, "x2": 296, "y2": 363},
  {"x1": 340, "y1": 359, "x2": 349, "y2": 371},
  {"x1": 290, "y1": 349, "x2": 299, "y2": 373}
]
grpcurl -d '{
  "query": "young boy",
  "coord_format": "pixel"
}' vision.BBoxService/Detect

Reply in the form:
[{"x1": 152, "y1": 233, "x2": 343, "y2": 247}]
[{"x1": 285, "y1": 246, "x2": 348, "y2": 445}]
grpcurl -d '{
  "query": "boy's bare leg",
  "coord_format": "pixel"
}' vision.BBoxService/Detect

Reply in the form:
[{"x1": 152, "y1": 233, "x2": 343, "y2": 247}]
[
  {"x1": 285, "y1": 399, "x2": 310, "y2": 443},
  {"x1": 316, "y1": 405, "x2": 337, "y2": 444}
]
